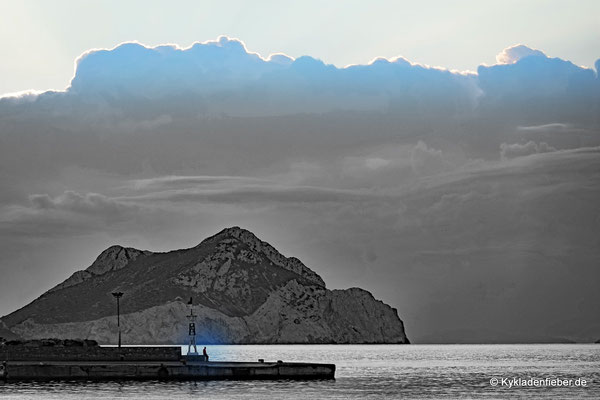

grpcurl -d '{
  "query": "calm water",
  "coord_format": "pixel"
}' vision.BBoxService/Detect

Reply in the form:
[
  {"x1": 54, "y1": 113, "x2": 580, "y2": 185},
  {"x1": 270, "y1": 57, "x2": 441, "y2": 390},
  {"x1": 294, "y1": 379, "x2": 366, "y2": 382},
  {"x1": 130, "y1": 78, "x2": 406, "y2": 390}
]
[{"x1": 1, "y1": 344, "x2": 599, "y2": 399}]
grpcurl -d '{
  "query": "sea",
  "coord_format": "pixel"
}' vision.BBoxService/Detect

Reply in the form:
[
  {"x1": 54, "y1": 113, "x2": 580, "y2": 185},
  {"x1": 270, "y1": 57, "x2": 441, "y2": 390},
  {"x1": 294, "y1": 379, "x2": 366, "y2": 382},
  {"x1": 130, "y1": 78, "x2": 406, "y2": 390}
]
[{"x1": 0, "y1": 344, "x2": 598, "y2": 399}]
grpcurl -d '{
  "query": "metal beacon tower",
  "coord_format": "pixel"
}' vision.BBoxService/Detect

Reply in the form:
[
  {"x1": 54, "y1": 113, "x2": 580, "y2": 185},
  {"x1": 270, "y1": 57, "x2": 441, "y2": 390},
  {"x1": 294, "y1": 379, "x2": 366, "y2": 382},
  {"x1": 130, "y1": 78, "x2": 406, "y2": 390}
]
[{"x1": 186, "y1": 297, "x2": 198, "y2": 355}]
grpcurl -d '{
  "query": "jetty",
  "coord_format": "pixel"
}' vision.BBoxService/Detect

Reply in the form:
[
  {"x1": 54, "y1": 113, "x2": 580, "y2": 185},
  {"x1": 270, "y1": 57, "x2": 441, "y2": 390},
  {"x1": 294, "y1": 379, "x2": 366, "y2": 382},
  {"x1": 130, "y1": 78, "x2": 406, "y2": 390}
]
[
  {"x1": 0, "y1": 342, "x2": 335, "y2": 381},
  {"x1": 0, "y1": 297, "x2": 335, "y2": 381}
]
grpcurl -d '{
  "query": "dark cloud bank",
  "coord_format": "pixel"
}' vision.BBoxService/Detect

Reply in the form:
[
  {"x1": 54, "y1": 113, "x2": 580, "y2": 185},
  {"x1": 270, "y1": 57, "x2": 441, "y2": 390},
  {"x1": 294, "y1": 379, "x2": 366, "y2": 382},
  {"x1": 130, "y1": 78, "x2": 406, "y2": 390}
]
[{"x1": 0, "y1": 38, "x2": 599, "y2": 343}]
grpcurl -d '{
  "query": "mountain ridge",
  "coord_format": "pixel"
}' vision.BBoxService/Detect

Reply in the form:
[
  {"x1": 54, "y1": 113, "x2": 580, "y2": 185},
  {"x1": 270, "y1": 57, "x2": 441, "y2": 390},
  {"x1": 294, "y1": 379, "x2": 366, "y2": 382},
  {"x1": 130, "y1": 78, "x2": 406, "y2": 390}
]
[{"x1": 1, "y1": 227, "x2": 409, "y2": 344}]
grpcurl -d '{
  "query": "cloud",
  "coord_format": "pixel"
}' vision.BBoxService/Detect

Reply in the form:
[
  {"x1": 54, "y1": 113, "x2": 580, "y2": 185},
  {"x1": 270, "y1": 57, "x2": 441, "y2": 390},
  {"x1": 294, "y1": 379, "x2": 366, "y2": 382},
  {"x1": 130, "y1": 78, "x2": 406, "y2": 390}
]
[
  {"x1": 1, "y1": 36, "x2": 486, "y2": 118},
  {"x1": 0, "y1": 38, "x2": 599, "y2": 344},
  {"x1": 477, "y1": 47, "x2": 599, "y2": 124},
  {"x1": 69, "y1": 37, "x2": 278, "y2": 97},
  {"x1": 0, "y1": 180, "x2": 395, "y2": 242},
  {"x1": 266, "y1": 53, "x2": 294, "y2": 66},
  {"x1": 0, "y1": 89, "x2": 47, "y2": 101},
  {"x1": 130, "y1": 175, "x2": 265, "y2": 190},
  {"x1": 124, "y1": 184, "x2": 392, "y2": 205},
  {"x1": 410, "y1": 141, "x2": 447, "y2": 175},
  {"x1": 517, "y1": 123, "x2": 570, "y2": 132},
  {"x1": 500, "y1": 141, "x2": 557, "y2": 160},
  {"x1": 0, "y1": 191, "x2": 143, "y2": 237},
  {"x1": 496, "y1": 44, "x2": 547, "y2": 64},
  {"x1": 27, "y1": 191, "x2": 132, "y2": 214},
  {"x1": 0, "y1": 190, "x2": 187, "y2": 243}
]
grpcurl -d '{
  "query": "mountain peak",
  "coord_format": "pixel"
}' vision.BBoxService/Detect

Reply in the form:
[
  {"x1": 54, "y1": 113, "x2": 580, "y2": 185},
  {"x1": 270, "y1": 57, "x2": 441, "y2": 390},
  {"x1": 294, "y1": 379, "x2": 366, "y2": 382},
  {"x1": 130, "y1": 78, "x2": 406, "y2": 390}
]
[
  {"x1": 200, "y1": 227, "x2": 325, "y2": 287},
  {"x1": 45, "y1": 245, "x2": 151, "y2": 294},
  {"x1": 87, "y1": 245, "x2": 151, "y2": 276},
  {"x1": 210, "y1": 226, "x2": 253, "y2": 239}
]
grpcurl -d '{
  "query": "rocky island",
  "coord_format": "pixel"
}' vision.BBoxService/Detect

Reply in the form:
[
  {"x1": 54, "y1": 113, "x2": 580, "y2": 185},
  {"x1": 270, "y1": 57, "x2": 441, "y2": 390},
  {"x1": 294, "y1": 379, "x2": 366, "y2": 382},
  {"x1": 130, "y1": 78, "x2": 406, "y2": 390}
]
[{"x1": 0, "y1": 227, "x2": 409, "y2": 345}]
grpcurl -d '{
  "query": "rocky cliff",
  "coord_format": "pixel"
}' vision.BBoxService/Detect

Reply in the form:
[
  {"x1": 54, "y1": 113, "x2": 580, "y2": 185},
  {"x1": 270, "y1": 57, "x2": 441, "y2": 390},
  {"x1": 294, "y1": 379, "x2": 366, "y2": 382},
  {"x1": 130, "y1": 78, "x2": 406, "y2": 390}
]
[{"x1": 0, "y1": 227, "x2": 409, "y2": 344}]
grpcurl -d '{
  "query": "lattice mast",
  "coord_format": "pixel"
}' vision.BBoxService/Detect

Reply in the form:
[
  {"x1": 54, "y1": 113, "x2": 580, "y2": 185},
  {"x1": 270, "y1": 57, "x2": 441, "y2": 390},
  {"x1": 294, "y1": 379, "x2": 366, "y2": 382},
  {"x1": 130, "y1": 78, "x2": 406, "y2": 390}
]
[{"x1": 187, "y1": 297, "x2": 198, "y2": 355}]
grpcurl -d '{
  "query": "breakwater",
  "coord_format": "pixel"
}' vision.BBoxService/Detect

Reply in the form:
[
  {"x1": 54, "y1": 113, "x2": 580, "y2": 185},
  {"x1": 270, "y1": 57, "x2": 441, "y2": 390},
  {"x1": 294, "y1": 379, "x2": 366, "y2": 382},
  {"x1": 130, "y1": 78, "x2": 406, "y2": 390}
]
[{"x1": 0, "y1": 341, "x2": 335, "y2": 381}]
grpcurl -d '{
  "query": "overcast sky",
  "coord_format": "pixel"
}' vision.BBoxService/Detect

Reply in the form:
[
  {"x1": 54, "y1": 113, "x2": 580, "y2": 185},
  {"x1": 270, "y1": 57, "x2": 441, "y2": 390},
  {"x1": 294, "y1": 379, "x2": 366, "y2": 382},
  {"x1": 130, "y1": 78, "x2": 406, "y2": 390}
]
[{"x1": 0, "y1": 2, "x2": 599, "y2": 343}]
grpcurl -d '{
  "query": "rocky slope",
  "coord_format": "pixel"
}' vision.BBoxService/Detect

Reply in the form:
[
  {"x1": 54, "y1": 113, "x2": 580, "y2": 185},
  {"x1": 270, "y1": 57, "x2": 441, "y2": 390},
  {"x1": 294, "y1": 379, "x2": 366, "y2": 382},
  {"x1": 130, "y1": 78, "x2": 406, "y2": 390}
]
[{"x1": 0, "y1": 227, "x2": 408, "y2": 344}]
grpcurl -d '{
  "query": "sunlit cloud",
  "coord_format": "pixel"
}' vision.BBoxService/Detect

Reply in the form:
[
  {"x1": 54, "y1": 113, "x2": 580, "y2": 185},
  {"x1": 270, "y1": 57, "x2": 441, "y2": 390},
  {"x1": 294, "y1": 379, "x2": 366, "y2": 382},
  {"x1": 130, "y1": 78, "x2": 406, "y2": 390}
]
[{"x1": 496, "y1": 44, "x2": 546, "y2": 64}]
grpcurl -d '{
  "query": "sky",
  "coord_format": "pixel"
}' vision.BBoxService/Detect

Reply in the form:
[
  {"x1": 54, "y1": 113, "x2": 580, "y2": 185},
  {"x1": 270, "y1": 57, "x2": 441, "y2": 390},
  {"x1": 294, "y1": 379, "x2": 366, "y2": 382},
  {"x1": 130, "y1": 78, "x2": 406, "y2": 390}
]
[
  {"x1": 1, "y1": 0, "x2": 599, "y2": 95},
  {"x1": 0, "y1": 1, "x2": 599, "y2": 344}
]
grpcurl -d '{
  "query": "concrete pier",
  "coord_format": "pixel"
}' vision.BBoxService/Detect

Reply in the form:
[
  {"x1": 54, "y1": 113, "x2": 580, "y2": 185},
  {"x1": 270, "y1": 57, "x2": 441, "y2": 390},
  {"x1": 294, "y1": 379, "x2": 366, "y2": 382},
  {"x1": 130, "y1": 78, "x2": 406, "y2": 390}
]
[
  {"x1": 1, "y1": 360, "x2": 335, "y2": 381},
  {"x1": 0, "y1": 345, "x2": 335, "y2": 381}
]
